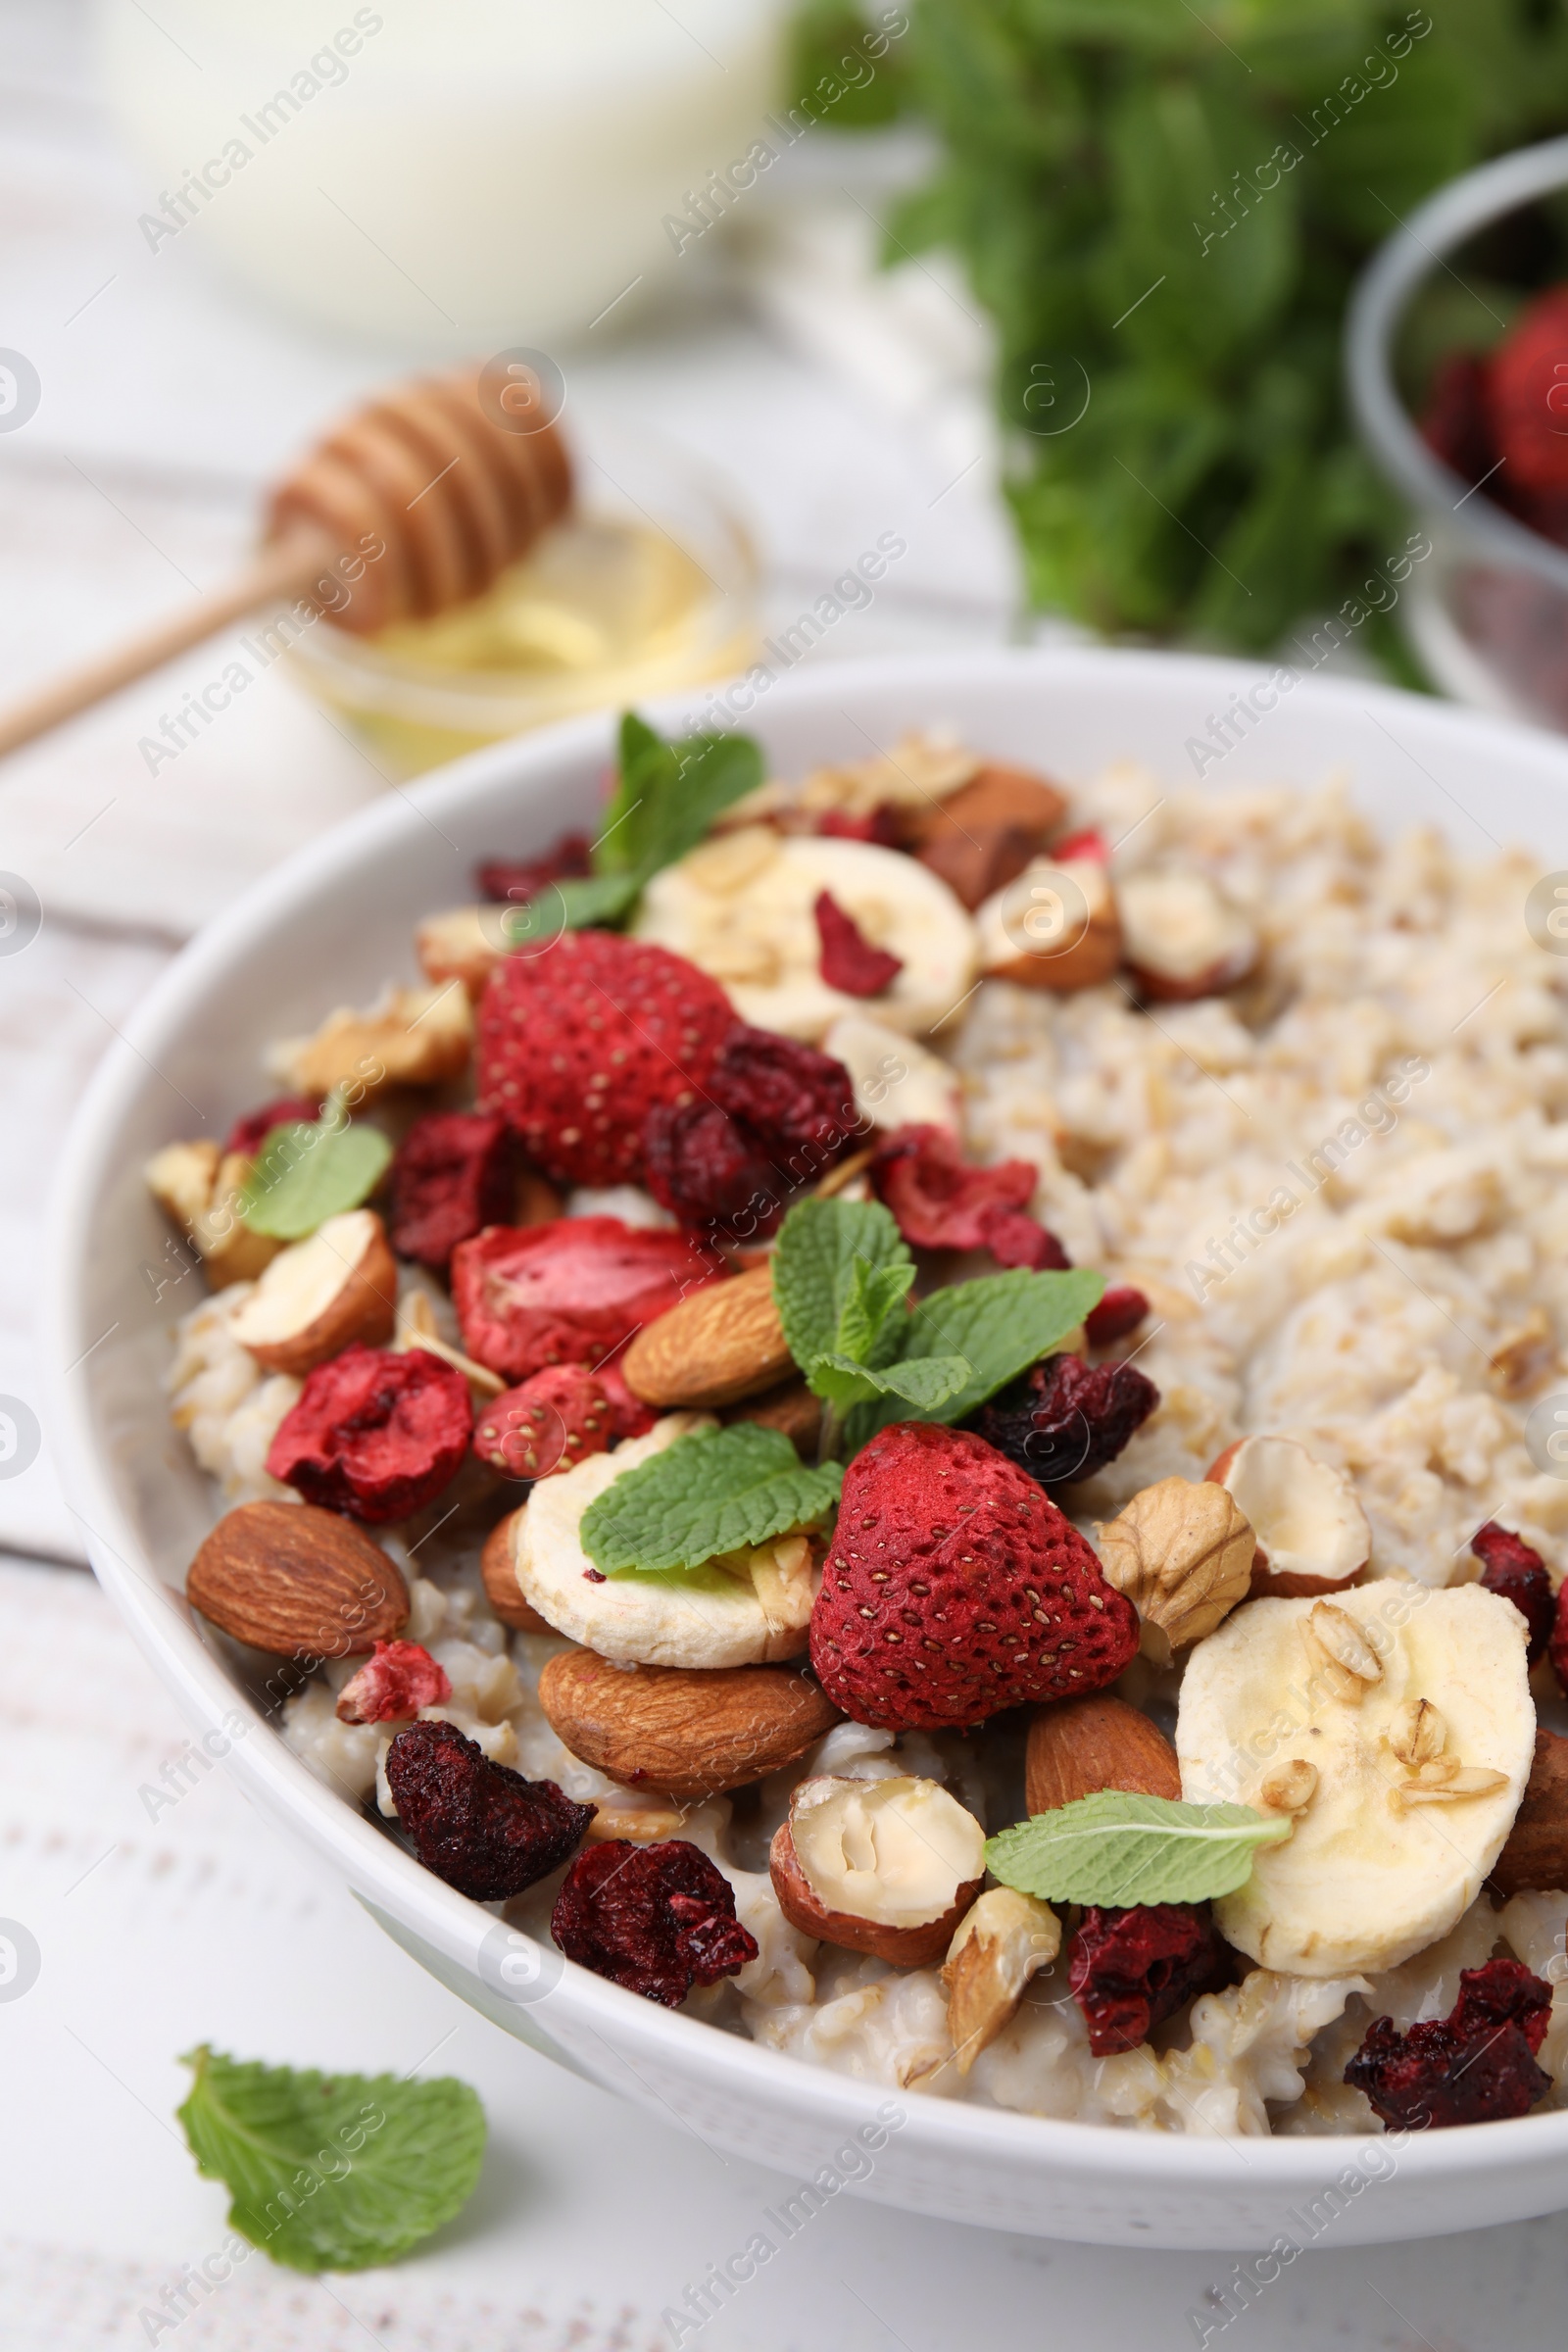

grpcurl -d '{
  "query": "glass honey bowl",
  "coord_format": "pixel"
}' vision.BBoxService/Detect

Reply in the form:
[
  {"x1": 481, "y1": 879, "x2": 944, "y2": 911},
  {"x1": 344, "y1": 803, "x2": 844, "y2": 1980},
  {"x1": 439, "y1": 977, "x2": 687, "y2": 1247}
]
[{"x1": 287, "y1": 420, "x2": 760, "y2": 777}]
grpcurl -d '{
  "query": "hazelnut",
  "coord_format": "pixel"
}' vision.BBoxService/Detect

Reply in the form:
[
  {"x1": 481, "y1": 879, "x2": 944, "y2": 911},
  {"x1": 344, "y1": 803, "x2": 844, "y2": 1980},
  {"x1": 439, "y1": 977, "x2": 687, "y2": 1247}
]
[
  {"x1": 768, "y1": 1775, "x2": 985, "y2": 1967},
  {"x1": 1206, "y1": 1436, "x2": 1370, "y2": 1598},
  {"x1": 942, "y1": 1886, "x2": 1060, "y2": 2072},
  {"x1": 1118, "y1": 866, "x2": 1256, "y2": 1000}
]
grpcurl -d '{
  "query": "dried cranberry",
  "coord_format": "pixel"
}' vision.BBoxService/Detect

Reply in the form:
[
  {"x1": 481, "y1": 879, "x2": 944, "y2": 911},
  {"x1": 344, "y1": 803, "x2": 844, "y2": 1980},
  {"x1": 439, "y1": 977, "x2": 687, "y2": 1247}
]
[
  {"x1": 818, "y1": 805, "x2": 906, "y2": 848},
  {"x1": 473, "y1": 1363, "x2": 616, "y2": 1479},
  {"x1": 451, "y1": 1217, "x2": 725, "y2": 1382},
  {"x1": 388, "y1": 1110, "x2": 514, "y2": 1269},
  {"x1": 965, "y1": 1351, "x2": 1159, "y2": 1486},
  {"x1": 552, "y1": 1838, "x2": 759, "y2": 2006},
  {"x1": 386, "y1": 1719, "x2": 594, "y2": 1899},
  {"x1": 1345, "y1": 1958, "x2": 1553, "y2": 2131},
  {"x1": 871, "y1": 1124, "x2": 1067, "y2": 1269},
  {"x1": 223, "y1": 1096, "x2": 321, "y2": 1160},
  {"x1": 1085, "y1": 1285, "x2": 1151, "y2": 1348},
  {"x1": 336, "y1": 1640, "x2": 452, "y2": 1724},
  {"x1": 709, "y1": 1026, "x2": 858, "y2": 1177},
  {"x1": 266, "y1": 1343, "x2": 473, "y2": 1523},
  {"x1": 474, "y1": 834, "x2": 592, "y2": 904},
  {"x1": 1069, "y1": 1903, "x2": 1228, "y2": 2055},
  {"x1": 1473, "y1": 1521, "x2": 1555, "y2": 1667},
  {"x1": 643, "y1": 1099, "x2": 783, "y2": 1235},
  {"x1": 814, "y1": 889, "x2": 903, "y2": 997}
]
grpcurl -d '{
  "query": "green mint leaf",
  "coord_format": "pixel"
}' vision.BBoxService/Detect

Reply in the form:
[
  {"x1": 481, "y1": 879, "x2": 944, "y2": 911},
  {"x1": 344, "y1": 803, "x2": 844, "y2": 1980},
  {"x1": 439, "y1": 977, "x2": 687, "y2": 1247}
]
[
  {"x1": 635, "y1": 728, "x2": 765, "y2": 876},
  {"x1": 499, "y1": 870, "x2": 643, "y2": 944},
  {"x1": 985, "y1": 1792, "x2": 1293, "y2": 1909},
  {"x1": 580, "y1": 1423, "x2": 843, "y2": 1575},
  {"x1": 176, "y1": 2045, "x2": 486, "y2": 2274},
  {"x1": 239, "y1": 1114, "x2": 392, "y2": 1241},
  {"x1": 847, "y1": 1266, "x2": 1105, "y2": 1446},
  {"x1": 808, "y1": 1351, "x2": 972, "y2": 1413},
  {"x1": 771, "y1": 1198, "x2": 912, "y2": 1397}
]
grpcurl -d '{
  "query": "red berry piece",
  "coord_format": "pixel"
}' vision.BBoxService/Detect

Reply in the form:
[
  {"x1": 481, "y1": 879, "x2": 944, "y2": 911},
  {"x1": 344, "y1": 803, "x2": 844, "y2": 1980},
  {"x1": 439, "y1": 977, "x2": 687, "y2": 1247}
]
[
  {"x1": 818, "y1": 805, "x2": 905, "y2": 848},
  {"x1": 966, "y1": 1352, "x2": 1158, "y2": 1487},
  {"x1": 1085, "y1": 1285, "x2": 1151, "y2": 1348},
  {"x1": 598, "y1": 1358, "x2": 658, "y2": 1441},
  {"x1": 335, "y1": 1639, "x2": 452, "y2": 1724},
  {"x1": 809, "y1": 1421, "x2": 1140, "y2": 1731},
  {"x1": 1068, "y1": 1904, "x2": 1228, "y2": 2056},
  {"x1": 814, "y1": 889, "x2": 904, "y2": 998},
  {"x1": 386, "y1": 1718, "x2": 595, "y2": 1900},
  {"x1": 1051, "y1": 828, "x2": 1109, "y2": 862},
  {"x1": 709, "y1": 1026, "x2": 859, "y2": 1178},
  {"x1": 1419, "y1": 351, "x2": 1495, "y2": 488},
  {"x1": 474, "y1": 833, "x2": 592, "y2": 904},
  {"x1": 473, "y1": 1363, "x2": 616, "y2": 1479},
  {"x1": 266, "y1": 1343, "x2": 473, "y2": 1523},
  {"x1": 1485, "y1": 286, "x2": 1568, "y2": 497},
  {"x1": 643, "y1": 1099, "x2": 783, "y2": 1234},
  {"x1": 1345, "y1": 1958, "x2": 1553, "y2": 2131},
  {"x1": 388, "y1": 1109, "x2": 514, "y2": 1269},
  {"x1": 476, "y1": 929, "x2": 735, "y2": 1187},
  {"x1": 871, "y1": 1124, "x2": 1066, "y2": 1269},
  {"x1": 453, "y1": 1216, "x2": 723, "y2": 1383},
  {"x1": 223, "y1": 1095, "x2": 321, "y2": 1159},
  {"x1": 1472, "y1": 1521, "x2": 1555, "y2": 1667},
  {"x1": 551, "y1": 1838, "x2": 759, "y2": 2006}
]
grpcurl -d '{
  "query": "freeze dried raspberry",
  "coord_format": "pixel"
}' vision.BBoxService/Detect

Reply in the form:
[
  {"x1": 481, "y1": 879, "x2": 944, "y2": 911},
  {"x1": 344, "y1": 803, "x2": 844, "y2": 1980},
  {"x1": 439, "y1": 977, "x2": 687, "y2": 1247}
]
[
  {"x1": 1052, "y1": 828, "x2": 1109, "y2": 862},
  {"x1": 1473, "y1": 1521, "x2": 1555, "y2": 1667},
  {"x1": 643, "y1": 1099, "x2": 783, "y2": 1235},
  {"x1": 1085, "y1": 1285, "x2": 1151, "y2": 1348},
  {"x1": 871, "y1": 1124, "x2": 1068, "y2": 1270},
  {"x1": 814, "y1": 890, "x2": 903, "y2": 997},
  {"x1": 1420, "y1": 351, "x2": 1495, "y2": 488},
  {"x1": 387, "y1": 1110, "x2": 514, "y2": 1269},
  {"x1": 818, "y1": 806, "x2": 905, "y2": 847},
  {"x1": 1550, "y1": 1573, "x2": 1568, "y2": 1694},
  {"x1": 1345, "y1": 1958, "x2": 1553, "y2": 2131},
  {"x1": 386, "y1": 1718, "x2": 594, "y2": 1900},
  {"x1": 335, "y1": 1639, "x2": 452, "y2": 1724},
  {"x1": 452, "y1": 1216, "x2": 724, "y2": 1382},
  {"x1": 476, "y1": 929, "x2": 735, "y2": 1187},
  {"x1": 473, "y1": 1363, "x2": 616, "y2": 1479},
  {"x1": 223, "y1": 1095, "x2": 321, "y2": 1159},
  {"x1": 266, "y1": 1343, "x2": 473, "y2": 1523},
  {"x1": 1068, "y1": 1904, "x2": 1228, "y2": 2055},
  {"x1": 551, "y1": 1838, "x2": 759, "y2": 2006},
  {"x1": 709, "y1": 1026, "x2": 858, "y2": 1176},
  {"x1": 475, "y1": 833, "x2": 592, "y2": 904},
  {"x1": 1485, "y1": 287, "x2": 1568, "y2": 497},
  {"x1": 965, "y1": 1352, "x2": 1159, "y2": 1486}
]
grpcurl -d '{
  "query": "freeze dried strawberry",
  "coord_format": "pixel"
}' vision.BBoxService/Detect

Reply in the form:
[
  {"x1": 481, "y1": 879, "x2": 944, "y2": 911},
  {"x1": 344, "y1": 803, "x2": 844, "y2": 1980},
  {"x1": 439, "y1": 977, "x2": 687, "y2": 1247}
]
[
  {"x1": 1345, "y1": 1958, "x2": 1553, "y2": 2131},
  {"x1": 809, "y1": 1421, "x2": 1140, "y2": 1731},
  {"x1": 475, "y1": 833, "x2": 592, "y2": 904},
  {"x1": 1068, "y1": 1903, "x2": 1228, "y2": 2055},
  {"x1": 267, "y1": 1342, "x2": 473, "y2": 1523},
  {"x1": 388, "y1": 1110, "x2": 514, "y2": 1269},
  {"x1": 223, "y1": 1095, "x2": 321, "y2": 1159},
  {"x1": 814, "y1": 890, "x2": 903, "y2": 998},
  {"x1": 451, "y1": 1215, "x2": 724, "y2": 1382},
  {"x1": 598, "y1": 1358, "x2": 658, "y2": 1440},
  {"x1": 476, "y1": 929, "x2": 735, "y2": 1187},
  {"x1": 473, "y1": 1363, "x2": 616, "y2": 1479},
  {"x1": 1420, "y1": 351, "x2": 1495, "y2": 488},
  {"x1": 709, "y1": 1026, "x2": 858, "y2": 1176},
  {"x1": 386, "y1": 1718, "x2": 595, "y2": 1900},
  {"x1": 871, "y1": 1124, "x2": 1068, "y2": 1270},
  {"x1": 818, "y1": 806, "x2": 906, "y2": 848},
  {"x1": 551, "y1": 1838, "x2": 759, "y2": 2006},
  {"x1": 1485, "y1": 287, "x2": 1568, "y2": 496},
  {"x1": 336, "y1": 1639, "x2": 452, "y2": 1724},
  {"x1": 643, "y1": 1099, "x2": 782, "y2": 1235},
  {"x1": 1085, "y1": 1285, "x2": 1151, "y2": 1348},
  {"x1": 1473, "y1": 1521, "x2": 1555, "y2": 1667},
  {"x1": 966, "y1": 1352, "x2": 1158, "y2": 1486}
]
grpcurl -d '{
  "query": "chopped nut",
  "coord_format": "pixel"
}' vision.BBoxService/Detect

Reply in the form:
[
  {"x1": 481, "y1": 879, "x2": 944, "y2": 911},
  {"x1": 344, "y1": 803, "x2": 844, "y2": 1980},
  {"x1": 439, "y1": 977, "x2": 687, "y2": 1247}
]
[
  {"x1": 1096, "y1": 1476, "x2": 1256, "y2": 1666},
  {"x1": 1304, "y1": 1599, "x2": 1384, "y2": 1690},
  {"x1": 941, "y1": 1886, "x2": 1061, "y2": 2073},
  {"x1": 145, "y1": 1138, "x2": 281, "y2": 1287},
  {"x1": 1259, "y1": 1758, "x2": 1318, "y2": 1813},
  {"x1": 269, "y1": 982, "x2": 472, "y2": 1100},
  {"x1": 1389, "y1": 1697, "x2": 1447, "y2": 1769}
]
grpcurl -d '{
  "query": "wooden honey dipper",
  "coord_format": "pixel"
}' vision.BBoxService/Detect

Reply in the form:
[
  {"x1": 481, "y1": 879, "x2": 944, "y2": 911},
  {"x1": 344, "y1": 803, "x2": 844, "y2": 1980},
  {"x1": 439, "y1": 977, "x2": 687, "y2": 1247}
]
[{"x1": 0, "y1": 360, "x2": 571, "y2": 761}]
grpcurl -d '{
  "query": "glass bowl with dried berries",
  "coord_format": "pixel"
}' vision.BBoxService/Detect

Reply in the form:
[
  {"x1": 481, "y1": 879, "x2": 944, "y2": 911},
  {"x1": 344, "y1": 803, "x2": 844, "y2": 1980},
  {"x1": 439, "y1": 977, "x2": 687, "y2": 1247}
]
[{"x1": 46, "y1": 645, "x2": 1568, "y2": 2249}]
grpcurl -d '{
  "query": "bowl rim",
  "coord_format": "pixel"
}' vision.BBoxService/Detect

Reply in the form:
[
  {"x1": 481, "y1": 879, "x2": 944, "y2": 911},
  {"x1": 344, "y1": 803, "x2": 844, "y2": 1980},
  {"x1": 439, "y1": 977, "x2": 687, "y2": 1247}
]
[
  {"x1": 1347, "y1": 130, "x2": 1568, "y2": 589},
  {"x1": 42, "y1": 641, "x2": 1568, "y2": 2191}
]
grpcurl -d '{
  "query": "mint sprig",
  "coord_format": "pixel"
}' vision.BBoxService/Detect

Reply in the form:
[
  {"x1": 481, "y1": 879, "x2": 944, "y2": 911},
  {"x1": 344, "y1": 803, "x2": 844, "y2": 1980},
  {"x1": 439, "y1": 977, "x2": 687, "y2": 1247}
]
[
  {"x1": 176, "y1": 2045, "x2": 486, "y2": 2274},
  {"x1": 504, "y1": 714, "x2": 763, "y2": 944},
  {"x1": 238, "y1": 1099, "x2": 392, "y2": 1241},
  {"x1": 845, "y1": 1263, "x2": 1105, "y2": 1446},
  {"x1": 580, "y1": 1422, "x2": 842, "y2": 1576},
  {"x1": 985, "y1": 1792, "x2": 1293, "y2": 1909}
]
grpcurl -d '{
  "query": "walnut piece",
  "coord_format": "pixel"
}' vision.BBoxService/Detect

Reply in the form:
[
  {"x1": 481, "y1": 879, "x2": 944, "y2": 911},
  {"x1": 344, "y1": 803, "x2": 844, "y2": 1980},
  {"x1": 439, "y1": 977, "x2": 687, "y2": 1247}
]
[{"x1": 1096, "y1": 1475, "x2": 1255, "y2": 1666}]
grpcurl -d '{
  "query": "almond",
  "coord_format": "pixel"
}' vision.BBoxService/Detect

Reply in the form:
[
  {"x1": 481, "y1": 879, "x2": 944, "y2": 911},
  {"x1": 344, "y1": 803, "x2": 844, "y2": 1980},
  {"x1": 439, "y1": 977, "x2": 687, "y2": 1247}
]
[
  {"x1": 187, "y1": 1499, "x2": 409, "y2": 1659},
  {"x1": 229, "y1": 1208, "x2": 397, "y2": 1376},
  {"x1": 769, "y1": 1777, "x2": 984, "y2": 1966},
  {"x1": 1206, "y1": 1437, "x2": 1371, "y2": 1598},
  {"x1": 1489, "y1": 1729, "x2": 1568, "y2": 1898},
  {"x1": 721, "y1": 1376, "x2": 822, "y2": 1457},
  {"x1": 942, "y1": 1886, "x2": 1061, "y2": 2072},
  {"x1": 620, "y1": 1263, "x2": 793, "y2": 1408},
  {"x1": 1025, "y1": 1690, "x2": 1182, "y2": 1814},
  {"x1": 977, "y1": 854, "x2": 1120, "y2": 992},
  {"x1": 908, "y1": 763, "x2": 1069, "y2": 910},
  {"x1": 538, "y1": 1649, "x2": 841, "y2": 1798},
  {"x1": 479, "y1": 1507, "x2": 551, "y2": 1633}
]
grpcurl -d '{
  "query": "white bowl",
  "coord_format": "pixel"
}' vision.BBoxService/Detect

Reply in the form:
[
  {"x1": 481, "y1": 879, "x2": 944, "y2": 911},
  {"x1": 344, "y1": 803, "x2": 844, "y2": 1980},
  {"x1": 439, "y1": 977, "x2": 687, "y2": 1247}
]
[{"x1": 44, "y1": 647, "x2": 1568, "y2": 2249}]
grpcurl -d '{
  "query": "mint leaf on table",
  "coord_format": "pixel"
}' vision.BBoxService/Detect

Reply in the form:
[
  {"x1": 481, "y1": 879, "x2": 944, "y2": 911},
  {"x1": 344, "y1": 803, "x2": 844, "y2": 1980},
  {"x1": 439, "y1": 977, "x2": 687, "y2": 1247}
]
[
  {"x1": 239, "y1": 1110, "x2": 392, "y2": 1241},
  {"x1": 175, "y1": 2045, "x2": 485, "y2": 2274},
  {"x1": 580, "y1": 1422, "x2": 843, "y2": 1576},
  {"x1": 985, "y1": 1793, "x2": 1293, "y2": 1910},
  {"x1": 845, "y1": 1265, "x2": 1104, "y2": 1446}
]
